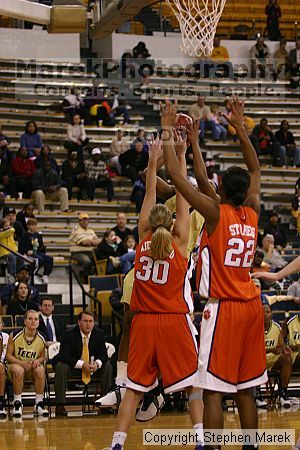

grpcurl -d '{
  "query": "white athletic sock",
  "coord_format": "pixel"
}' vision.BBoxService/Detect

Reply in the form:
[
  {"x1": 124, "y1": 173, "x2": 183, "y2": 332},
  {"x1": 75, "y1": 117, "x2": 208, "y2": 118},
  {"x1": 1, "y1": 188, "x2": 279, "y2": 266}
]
[
  {"x1": 36, "y1": 394, "x2": 44, "y2": 405},
  {"x1": 14, "y1": 394, "x2": 22, "y2": 403},
  {"x1": 193, "y1": 423, "x2": 204, "y2": 445},
  {"x1": 115, "y1": 361, "x2": 127, "y2": 386},
  {"x1": 112, "y1": 431, "x2": 127, "y2": 447}
]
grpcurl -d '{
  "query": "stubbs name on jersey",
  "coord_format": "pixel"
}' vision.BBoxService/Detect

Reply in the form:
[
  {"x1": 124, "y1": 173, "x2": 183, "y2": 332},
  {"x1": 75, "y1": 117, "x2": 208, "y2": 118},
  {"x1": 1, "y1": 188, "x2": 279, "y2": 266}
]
[{"x1": 229, "y1": 224, "x2": 256, "y2": 239}]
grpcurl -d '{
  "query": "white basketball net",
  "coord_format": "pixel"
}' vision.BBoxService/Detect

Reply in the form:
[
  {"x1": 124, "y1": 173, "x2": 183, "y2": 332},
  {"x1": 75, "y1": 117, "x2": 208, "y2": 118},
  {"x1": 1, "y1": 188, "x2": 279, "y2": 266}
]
[{"x1": 166, "y1": 0, "x2": 227, "y2": 57}]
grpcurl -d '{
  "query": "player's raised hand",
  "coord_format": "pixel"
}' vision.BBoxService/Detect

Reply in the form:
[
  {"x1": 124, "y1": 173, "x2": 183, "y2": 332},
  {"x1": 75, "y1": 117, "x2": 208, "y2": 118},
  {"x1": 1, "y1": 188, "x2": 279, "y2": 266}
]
[
  {"x1": 186, "y1": 118, "x2": 200, "y2": 143},
  {"x1": 148, "y1": 136, "x2": 163, "y2": 162},
  {"x1": 160, "y1": 100, "x2": 177, "y2": 129},
  {"x1": 222, "y1": 95, "x2": 244, "y2": 129},
  {"x1": 173, "y1": 129, "x2": 187, "y2": 157}
]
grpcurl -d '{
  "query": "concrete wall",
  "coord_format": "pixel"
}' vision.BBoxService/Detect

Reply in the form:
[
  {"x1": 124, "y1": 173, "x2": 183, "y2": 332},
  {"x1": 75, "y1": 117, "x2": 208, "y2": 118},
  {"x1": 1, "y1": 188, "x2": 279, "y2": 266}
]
[{"x1": 0, "y1": 28, "x2": 80, "y2": 62}]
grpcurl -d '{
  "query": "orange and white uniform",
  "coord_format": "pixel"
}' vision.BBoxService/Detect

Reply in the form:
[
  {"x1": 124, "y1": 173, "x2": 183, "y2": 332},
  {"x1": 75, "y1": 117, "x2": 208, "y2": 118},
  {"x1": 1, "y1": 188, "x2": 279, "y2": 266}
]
[
  {"x1": 127, "y1": 233, "x2": 198, "y2": 393},
  {"x1": 196, "y1": 204, "x2": 267, "y2": 393}
]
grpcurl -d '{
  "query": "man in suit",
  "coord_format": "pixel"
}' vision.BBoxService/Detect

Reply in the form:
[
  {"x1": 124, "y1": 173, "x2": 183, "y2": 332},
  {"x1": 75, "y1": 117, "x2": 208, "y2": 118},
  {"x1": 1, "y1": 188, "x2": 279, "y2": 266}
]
[
  {"x1": 54, "y1": 310, "x2": 112, "y2": 416},
  {"x1": 38, "y1": 297, "x2": 65, "y2": 345},
  {"x1": 289, "y1": 38, "x2": 300, "y2": 88}
]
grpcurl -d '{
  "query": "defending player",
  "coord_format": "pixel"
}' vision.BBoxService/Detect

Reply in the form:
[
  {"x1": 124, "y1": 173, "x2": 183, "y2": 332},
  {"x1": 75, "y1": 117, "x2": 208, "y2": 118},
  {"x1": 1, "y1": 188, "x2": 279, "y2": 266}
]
[
  {"x1": 108, "y1": 136, "x2": 203, "y2": 450},
  {"x1": 162, "y1": 97, "x2": 267, "y2": 450}
]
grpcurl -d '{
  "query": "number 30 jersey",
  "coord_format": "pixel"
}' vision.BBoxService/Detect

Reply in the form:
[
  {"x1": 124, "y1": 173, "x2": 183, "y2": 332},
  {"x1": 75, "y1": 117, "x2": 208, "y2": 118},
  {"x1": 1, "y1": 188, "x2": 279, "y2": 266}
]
[
  {"x1": 196, "y1": 204, "x2": 260, "y2": 301},
  {"x1": 130, "y1": 233, "x2": 193, "y2": 314}
]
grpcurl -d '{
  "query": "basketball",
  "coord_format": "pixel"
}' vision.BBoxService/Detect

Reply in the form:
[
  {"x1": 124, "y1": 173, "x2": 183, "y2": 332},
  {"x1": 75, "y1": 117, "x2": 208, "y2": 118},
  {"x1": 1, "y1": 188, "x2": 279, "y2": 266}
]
[{"x1": 175, "y1": 113, "x2": 193, "y2": 129}]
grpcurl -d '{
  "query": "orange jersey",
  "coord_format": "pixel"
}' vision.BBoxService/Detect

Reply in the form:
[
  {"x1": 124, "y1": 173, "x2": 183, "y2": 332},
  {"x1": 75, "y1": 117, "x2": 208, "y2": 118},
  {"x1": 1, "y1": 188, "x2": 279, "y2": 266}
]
[
  {"x1": 197, "y1": 204, "x2": 260, "y2": 301},
  {"x1": 130, "y1": 233, "x2": 193, "y2": 314}
]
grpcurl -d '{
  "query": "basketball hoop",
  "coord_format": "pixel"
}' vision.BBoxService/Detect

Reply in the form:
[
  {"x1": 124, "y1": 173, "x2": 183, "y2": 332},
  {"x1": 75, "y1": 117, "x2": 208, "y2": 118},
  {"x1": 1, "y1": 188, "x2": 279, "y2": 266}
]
[{"x1": 166, "y1": 0, "x2": 227, "y2": 58}]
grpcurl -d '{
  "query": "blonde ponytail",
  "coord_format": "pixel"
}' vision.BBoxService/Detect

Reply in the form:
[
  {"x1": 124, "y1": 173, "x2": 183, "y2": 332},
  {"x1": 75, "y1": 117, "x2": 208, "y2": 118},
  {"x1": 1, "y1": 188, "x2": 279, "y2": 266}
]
[{"x1": 149, "y1": 204, "x2": 173, "y2": 260}]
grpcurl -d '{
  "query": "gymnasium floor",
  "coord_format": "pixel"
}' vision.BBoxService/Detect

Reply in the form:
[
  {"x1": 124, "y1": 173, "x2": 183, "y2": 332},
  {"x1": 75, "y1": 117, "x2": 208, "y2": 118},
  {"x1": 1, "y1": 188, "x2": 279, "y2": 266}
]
[{"x1": 1, "y1": 408, "x2": 299, "y2": 450}]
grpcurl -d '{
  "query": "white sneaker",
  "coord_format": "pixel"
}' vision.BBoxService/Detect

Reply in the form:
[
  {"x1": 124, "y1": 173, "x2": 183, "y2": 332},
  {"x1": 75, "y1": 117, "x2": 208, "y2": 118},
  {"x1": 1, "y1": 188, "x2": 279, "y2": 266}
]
[
  {"x1": 42, "y1": 275, "x2": 49, "y2": 284},
  {"x1": 95, "y1": 385, "x2": 126, "y2": 407},
  {"x1": 135, "y1": 394, "x2": 165, "y2": 422},
  {"x1": 12, "y1": 401, "x2": 23, "y2": 418},
  {"x1": 34, "y1": 275, "x2": 43, "y2": 285},
  {"x1": 34, "y1": 402, "x2": 49, "y2": 417},
  {"x1": 279, "y1": 394, "x2": 291, "y2": 409},
  {"x1": 255, "y1": 398, "x2": 268, "y2": 408}
]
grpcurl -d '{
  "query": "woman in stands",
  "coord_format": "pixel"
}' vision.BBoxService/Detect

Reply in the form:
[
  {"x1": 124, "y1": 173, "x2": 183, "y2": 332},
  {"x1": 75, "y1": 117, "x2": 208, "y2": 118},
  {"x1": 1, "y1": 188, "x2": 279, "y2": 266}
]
[
  {"x1": 7, "y1": 282, "x2": 39, "y2": 319},
  {"x1": 163, "y1": 97, "x2": 266, "y2": 450},
  {"x1": 20, "y1": 121, "x2": 42, "y2": 158},
  {"x1": 109, "y1": 137, "x2": 203, "y2": 450}
]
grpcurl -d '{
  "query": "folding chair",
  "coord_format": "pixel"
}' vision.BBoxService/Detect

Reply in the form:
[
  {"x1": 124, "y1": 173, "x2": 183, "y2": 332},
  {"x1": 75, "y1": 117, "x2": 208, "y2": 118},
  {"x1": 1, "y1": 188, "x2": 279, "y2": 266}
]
[
  {"x1": 0, "y1": 315, "x2": 14, "y2": 327},
  {"x1": 92, "y1": 250, "x2": 107, "y2": 275},
  {"x1": 45, "y1": 342, "x2": 61, "y2": 417},
  {"x1": 89, "y1": 275, "x2": 120, "y2": 294}
]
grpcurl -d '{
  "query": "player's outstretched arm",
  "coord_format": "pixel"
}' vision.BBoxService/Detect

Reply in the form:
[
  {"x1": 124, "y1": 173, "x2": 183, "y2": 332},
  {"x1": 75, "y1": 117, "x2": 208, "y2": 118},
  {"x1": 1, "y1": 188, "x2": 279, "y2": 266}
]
[
  {"x1": 161, "y1": 100, "x2": 220, "y2": 235},
  {"x1": 138, "y1": 137, "x2": 161, "y2": 241},
  {"x1": 253, "y1": 255, "x2": 300, "y2": 282},
  {"x1": 187, "y1": 119, "x2": 219, "y2": 201},
  {"x1": 223, "y1": 96, "x2": 261, "y2": 215},
  {"x1": 141, "y1": 151, "x2": 175, "y2": 201},
  {"x1": 172, "y1": 131, "x2": 190, "y2": 257}
]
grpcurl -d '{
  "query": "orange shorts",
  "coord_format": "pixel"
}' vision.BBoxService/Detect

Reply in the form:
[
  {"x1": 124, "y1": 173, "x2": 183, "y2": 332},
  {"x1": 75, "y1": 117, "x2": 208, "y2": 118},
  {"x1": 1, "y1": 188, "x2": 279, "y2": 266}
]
[
  {"x1": 127, "y1": 313, "x2": 199, "y2": 394},
  {"x1": 198, "y1": 297, "x2": 267, "y2": 393}
]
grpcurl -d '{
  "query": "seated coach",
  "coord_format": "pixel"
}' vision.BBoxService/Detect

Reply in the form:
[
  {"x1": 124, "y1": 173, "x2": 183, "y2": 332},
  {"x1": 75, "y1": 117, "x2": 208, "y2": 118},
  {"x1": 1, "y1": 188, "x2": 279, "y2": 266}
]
[{"x1": 54, "y1": 310, "x2": 113, "y2": 416}]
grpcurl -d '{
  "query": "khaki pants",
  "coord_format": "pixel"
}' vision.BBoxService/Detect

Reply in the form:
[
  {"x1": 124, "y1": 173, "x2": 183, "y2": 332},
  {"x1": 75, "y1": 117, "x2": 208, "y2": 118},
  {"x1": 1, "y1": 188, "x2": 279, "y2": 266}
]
[{"x1": 32, "y1": 188, "x2": 69, "y2": 213}]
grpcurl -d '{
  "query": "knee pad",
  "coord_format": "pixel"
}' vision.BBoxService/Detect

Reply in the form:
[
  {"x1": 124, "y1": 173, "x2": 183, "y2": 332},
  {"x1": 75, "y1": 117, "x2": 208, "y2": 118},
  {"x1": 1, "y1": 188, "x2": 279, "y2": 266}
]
[{"x1": 188, "y1": 389, "x2": 203, "y2": 402}]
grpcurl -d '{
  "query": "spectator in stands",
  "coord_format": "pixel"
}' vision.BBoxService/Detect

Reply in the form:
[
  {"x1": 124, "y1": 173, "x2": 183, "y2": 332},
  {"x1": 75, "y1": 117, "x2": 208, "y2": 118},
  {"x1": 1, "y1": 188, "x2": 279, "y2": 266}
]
[
  {"x1": 61, "y1": 150, "x2": 89, "y2": 200},
  {"x1": 12, "y1": 147, "x2": 36, "y2": 199},
  {"x1": 32, "y1": 160, "x2": 69, "y2": 213},
  {"x1": 133, "y1": 41, "x2": 151, "y2": 59},
  {"x1": 3, "y1": 206, "x2": 25, "y2": 244},
  {"x1": 6, "y1": 310, "x2": 49, "y2": 417},
  {"x1": 274, "y1": 38, "x2": 290, "y2": 80},
  {"x1": 16, "y1": 203, "x2": 35, "y2": 232},
  {"x1": 0, "y1": 266, "x2": 38, "y2": 314},
  {"x1": 96, "y1": 230, "x2": 135, "y2": 275},
  {"x1": 122, "y1": 234, "x2": 136, "y2": 254},
  {"x1": 287, "y1": 274, "x2": 300, "y2": 301},
  {"x1": 250, "y1": 37, "x2": 271, "y2": 78},
  {"x1": 38, "y1": 297, "x2": 65, "y2": 345},
  {"x1": 207, "y1": 37, "x2": 233, "y2": 78},
  {"x1": 85, "y1": 148, "x2": 114, "y2": 202},
  {"x1": 251, "y1": 119, "x2": 283, "y2": 166},
  {"x1": 264, "y1": 212, "x2": 287, "y2": 249},
  {"x1": 54, "y1": 310, "x2": 112, "y2": 416},
  {"x1": 0, "y1": 147, "x2": 16, "y2": 199},
  {"x1": 112, "y1": 212, "x2": 132, "y2": 242},
  {"x1": 188, "y1": 95, "x2": 216, "y2": 143},
  {"x1": 20, "y1": 121, "x2": 42, "y2": 158},
  {"x1": 121, "y1": 52, "x2": 136, "y2": 79},
  {"x1": 130, "y1": 176, "x2": 146, "y2": 213},
  {"x1": 19, "y1": 218, "x2": 53, "y2": 284},
  {"x1": 260, "y1": 304, "x2": 292, "y2": 408},
  {"x1": 62, "y1": 87, "x2": 87, "y2": 121},
  {"x1": 0, "y1": 125, "x2": 12, "y2": 165},
  {"x1": 210, "y1": 105, "x2": 227, "y2": 141},
  {"x1": 110, "y1": 129, "x2": 130, "y2": 174},
  {"x1": 289, "y1": 38, "x2": 300, "y2": 89},
  {"x1": 251, "y1": 250, "x2": 271, "y2": 290},
  {"x1": 287, "y1": 313, "x2": 300, "y2": 371},
  {"x1": 65, "y1": 114, "x2": 89, "y2": 159},
  {"x1": 0, "y1": 323, "x2": 7, "y2": 418},
  {"x1": 265, "y1": 0, "x2": 281, "y2": 41},
  {"x1": 7, "y1": 282, "x2": 39, "y2": 318},
  {"x1": 261, "y1": 234, "x2": 288, "y2": 271},
  {"x1": 35, "y1": 145, "x2": 59, "y2": 174},
  {"x1": 292, "y1": 178, "x2": 300, "y2": 235},
  {"x1": 0, "y1": 218, "x2": 19, "y2": 283},
  {"x1": 119, "y1": 139, "x2": 149, "y2": 183},
  {"x1": 205, "y1": 160, "x2": 220, "y2": 187},
  {"x1": 107, "y1": 86, "x2": 130, "y2": 126},
  {"x1": 69, "y1": 213, "x2": 101, "y2": 277},
  {"x1": 275, "y1": 120, "x2": 300, "y2": 167}
]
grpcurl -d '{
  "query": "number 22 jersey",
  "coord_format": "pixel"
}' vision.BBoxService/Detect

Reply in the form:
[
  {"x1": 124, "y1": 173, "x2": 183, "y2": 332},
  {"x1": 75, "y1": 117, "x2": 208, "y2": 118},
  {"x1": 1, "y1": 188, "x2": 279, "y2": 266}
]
[
  {"x1": 130, "y1": 233, "x2": 193, "y2": 314},
  {"x1": 196, "y1": 204, "x2": 260, "y2": 301}
]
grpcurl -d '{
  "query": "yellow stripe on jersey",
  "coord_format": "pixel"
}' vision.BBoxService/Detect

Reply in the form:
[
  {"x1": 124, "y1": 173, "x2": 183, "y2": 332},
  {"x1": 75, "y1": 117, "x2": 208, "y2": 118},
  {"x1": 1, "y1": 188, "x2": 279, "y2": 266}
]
[
  {"x1": 13, "y1": 329, "x2": 45, "y2": 362},
  {"x1": 120, "y1": 268, "x2": 134, "y2": 306},
  {"x1": 165, "y1": 195, "x2": 205, "y2": 254},
  {"x1": 264, "y1": 321, "x2": 281, "y2": 350}
]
